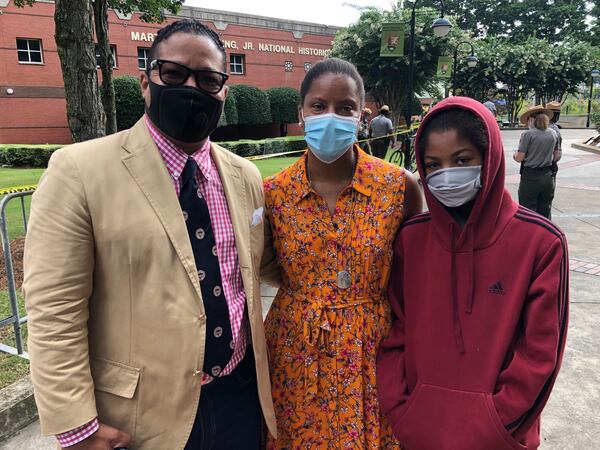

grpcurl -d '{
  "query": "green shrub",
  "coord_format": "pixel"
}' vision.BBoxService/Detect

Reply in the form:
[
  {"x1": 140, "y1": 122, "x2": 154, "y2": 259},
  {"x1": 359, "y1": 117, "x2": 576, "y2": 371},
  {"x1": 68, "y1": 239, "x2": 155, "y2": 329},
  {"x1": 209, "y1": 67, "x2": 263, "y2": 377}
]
[
  {"x1": 223, "y1": 91, "x2": 238, "y2": 126},
  {"x1": 217, "y1": 135, "x2": 306, "y2": 157},
  {"x1": 591, "y1": 112, "x2": 600, "y2": 133},
  {"x1": 266, "y1": 87, "x2": 300, "y2": 123},
  {"x1": 113, "y1": 76, "x2": 145, "y2": 131},
  {"x1": 228, "y1": 84, "x2": 271, "y2": 125},
  {"x1": 0, "y1": 145, "x2": 62, "y2": 168}
]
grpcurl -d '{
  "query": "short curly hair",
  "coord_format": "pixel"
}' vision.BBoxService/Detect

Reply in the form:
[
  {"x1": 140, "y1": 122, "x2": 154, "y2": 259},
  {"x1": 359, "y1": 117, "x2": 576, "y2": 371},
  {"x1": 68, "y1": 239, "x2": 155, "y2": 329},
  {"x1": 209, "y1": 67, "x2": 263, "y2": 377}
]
[{"x1": 148, "y1": 19, "x2": 226, "y2": 71}]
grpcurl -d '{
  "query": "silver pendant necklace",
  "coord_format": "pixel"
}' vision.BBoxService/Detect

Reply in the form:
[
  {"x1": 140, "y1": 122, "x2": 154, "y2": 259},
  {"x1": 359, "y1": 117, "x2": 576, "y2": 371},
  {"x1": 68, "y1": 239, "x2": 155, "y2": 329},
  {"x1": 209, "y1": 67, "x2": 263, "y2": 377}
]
[{"x1": 306, "y1": 155, "x2": 357, "y2": 290}]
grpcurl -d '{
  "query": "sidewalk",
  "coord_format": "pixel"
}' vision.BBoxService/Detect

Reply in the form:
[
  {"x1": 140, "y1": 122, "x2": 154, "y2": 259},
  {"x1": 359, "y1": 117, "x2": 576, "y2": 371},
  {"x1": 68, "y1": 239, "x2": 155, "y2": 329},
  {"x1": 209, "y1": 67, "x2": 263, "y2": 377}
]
[{"x1": 2, "y1": 129, "x2": 599, "y2": 449}]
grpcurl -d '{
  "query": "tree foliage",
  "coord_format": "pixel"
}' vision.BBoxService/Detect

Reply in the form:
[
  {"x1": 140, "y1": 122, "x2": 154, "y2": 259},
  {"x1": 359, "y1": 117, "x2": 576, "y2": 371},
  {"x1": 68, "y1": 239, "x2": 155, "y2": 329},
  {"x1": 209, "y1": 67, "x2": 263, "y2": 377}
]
[
  {"x1": 452, "y1": 37, "x2": 596, "y2": 124},
  {"x1": 331, "y1": 6, "x2": 456, "y2": 123},
  {"x1": 266, "y1": 87, "x2": 300, "y2": 123},
  {"x1": 228, "y1": 85, "x2": 272, "y2": 125},
  {"x1": 422, "y1": 0, "x2": 596, "y2": 44}
]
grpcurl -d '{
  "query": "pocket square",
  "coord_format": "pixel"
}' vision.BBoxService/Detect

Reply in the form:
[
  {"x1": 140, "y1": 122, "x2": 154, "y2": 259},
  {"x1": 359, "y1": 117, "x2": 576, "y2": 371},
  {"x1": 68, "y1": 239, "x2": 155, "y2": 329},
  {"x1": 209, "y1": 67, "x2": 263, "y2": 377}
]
[{"x1": 251, "y1": 207, "x2": 264, "y2": 227}]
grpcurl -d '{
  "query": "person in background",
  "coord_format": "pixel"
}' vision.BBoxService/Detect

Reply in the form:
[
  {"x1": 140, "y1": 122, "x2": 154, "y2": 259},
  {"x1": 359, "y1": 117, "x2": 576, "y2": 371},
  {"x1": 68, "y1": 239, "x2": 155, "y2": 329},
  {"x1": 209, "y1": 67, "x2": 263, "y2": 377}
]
[
  {"x1": 23, "y1": 19, "x2": 275, "y2": 450},
  {"x1": 483, "y1": 97, "x2": 497, "y2": 118},
  {"x1": 261, "y1": 57, "x2": 422, "y2": 449},
  {"x1": 378, "y1": 96, "x2": 568, "y2": 450},
  {"x1": 546, "y1": 101, "x2": 563, "y2": 180},
  {"x1": 369, "y1": 105, "x2": 395, "y2": 160},
  {"x1": 514, "y1": 105, "x2": 558, "y2": 219},
  {"x1": 358, "y1": 107, "x2": 372, "y2": 154}
]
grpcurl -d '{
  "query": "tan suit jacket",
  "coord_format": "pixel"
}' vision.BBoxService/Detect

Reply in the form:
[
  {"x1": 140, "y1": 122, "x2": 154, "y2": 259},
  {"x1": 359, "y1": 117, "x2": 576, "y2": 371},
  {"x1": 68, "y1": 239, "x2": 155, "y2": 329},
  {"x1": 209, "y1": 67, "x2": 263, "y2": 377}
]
[{"x1": 23, "y1": 118, "x2": 276, "y2": 448}]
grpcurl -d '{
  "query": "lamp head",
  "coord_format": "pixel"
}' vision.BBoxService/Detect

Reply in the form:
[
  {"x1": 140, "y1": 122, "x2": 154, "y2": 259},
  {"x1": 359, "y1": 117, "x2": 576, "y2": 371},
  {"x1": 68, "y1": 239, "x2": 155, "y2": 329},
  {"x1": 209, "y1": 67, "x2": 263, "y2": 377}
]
[{"x1": 432, "y1": 17, "x2": 452, "y2": 37}]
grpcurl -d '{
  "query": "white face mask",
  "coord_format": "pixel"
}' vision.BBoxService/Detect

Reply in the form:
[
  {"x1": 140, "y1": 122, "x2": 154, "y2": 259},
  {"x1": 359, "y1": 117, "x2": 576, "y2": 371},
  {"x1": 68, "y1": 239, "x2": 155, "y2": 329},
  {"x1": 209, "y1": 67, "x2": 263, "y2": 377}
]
[{"x1": 426, "y1": 166, "x2": 482, "y2": 207}]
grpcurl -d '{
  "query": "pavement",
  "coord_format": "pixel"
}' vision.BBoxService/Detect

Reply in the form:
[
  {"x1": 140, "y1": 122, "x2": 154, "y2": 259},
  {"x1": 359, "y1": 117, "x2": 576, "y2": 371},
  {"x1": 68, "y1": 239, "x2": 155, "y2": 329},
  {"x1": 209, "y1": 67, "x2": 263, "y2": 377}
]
[{"x1": 2, "y1": 129, "x2": 599, "y2": 449}]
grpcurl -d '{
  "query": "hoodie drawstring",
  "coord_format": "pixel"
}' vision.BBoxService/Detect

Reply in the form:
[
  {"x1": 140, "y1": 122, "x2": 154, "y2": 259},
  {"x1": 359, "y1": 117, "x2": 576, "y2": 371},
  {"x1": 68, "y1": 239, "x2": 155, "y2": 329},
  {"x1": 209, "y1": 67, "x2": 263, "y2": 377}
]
[{"x1": 450, "y1": 222, "x2": 466, "y2": 353}]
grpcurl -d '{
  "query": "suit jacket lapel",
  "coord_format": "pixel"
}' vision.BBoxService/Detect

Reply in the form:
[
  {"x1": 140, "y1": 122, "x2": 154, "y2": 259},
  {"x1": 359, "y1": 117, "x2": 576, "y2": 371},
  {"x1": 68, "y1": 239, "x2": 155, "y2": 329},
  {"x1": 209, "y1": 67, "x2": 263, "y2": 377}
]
[{"x1": 120, "y1": 118, "x2": 202, "y2": 300}]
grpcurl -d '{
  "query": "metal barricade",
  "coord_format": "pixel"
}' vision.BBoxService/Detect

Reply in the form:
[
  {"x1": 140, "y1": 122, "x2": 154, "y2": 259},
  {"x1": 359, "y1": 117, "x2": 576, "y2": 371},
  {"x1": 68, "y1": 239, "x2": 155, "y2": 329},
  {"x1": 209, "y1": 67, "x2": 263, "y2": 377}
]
[{"x1": 0, "y1": 190, "x2": 34, "y2": 359}]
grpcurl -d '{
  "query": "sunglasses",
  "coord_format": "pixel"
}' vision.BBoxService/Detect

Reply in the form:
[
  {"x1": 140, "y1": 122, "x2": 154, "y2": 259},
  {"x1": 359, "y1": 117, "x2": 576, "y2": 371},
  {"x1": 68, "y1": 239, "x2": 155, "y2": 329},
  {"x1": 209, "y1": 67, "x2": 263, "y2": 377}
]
[{"x1": 149, "y1": 59, "x2": 229, "y2": 94}]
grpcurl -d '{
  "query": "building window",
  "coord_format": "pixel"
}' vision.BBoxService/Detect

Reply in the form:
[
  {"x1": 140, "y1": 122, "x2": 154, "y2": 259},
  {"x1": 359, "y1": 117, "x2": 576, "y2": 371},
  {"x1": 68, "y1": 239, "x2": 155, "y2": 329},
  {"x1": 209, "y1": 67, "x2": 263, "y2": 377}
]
[
  {"x1": 95, "y1": 44, "x2": 117, "y2": 68},
  {"x1": 284, "y1": 61, "x2": 293, "y2": 72},
  {"x1": 137, "y1": 47, "x2": 151, "y2": 70},
  {"x1": 16, "y1": 38, "x2": 43, "y2": 64},
  {"x1": 230, "y1": 54, "x2": 245, "y2": 75}
]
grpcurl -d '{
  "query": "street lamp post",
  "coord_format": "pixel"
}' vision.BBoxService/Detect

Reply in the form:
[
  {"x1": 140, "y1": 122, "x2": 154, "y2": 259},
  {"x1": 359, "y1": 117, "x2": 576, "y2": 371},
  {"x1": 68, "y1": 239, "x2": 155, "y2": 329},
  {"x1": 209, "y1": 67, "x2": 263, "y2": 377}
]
[
  {"x1": 451, "y1": 41, "x2": 478, "y2": 96},
  {"x1": 405, "y1": 0, "x2": 451, "y2": 168},
  {"x1": 586, "y1": 66, "x2": 600, "y2": 128}
]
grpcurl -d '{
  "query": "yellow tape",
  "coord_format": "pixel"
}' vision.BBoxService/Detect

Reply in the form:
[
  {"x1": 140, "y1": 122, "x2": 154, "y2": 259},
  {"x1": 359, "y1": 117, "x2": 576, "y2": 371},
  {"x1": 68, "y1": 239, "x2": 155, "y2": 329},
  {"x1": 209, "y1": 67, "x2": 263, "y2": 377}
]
[
  {"x1": 0, "y1": 185, "x2": 38, "y2": 196},
  {"x1": 1, "y1": 125, "x2": 421, "y2": 193}
]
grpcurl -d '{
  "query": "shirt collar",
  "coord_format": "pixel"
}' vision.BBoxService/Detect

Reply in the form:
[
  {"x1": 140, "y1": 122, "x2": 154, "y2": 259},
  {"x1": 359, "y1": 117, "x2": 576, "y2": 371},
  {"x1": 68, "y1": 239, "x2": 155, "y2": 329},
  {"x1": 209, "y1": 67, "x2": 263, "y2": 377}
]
[
  {"x1": 145, "y1": 115, "x2": 213, "y2": 181},
  {"x1": 291, "y1": 145, "x2": 373, "y2": 205}
]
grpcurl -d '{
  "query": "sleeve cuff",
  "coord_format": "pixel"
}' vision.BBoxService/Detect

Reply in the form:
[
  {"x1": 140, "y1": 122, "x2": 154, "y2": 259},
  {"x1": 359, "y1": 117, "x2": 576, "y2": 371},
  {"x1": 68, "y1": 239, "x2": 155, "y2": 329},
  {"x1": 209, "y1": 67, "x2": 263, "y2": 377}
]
[{"x1": 56, "y1": 417, "x2": 99, "y2": 447}]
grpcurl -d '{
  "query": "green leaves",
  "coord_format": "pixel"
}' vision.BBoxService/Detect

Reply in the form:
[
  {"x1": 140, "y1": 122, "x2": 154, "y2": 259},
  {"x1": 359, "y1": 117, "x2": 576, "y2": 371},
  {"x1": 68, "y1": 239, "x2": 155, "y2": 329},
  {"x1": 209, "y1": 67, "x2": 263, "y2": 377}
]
[{"x1": 266, "y1": 87, "x2": 300, "y2": 124}]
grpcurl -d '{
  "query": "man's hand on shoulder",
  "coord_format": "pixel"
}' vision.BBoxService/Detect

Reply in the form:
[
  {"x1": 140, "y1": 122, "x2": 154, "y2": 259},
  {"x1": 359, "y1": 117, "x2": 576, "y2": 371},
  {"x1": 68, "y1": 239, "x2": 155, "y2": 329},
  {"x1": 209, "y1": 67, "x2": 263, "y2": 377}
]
[{"x1": 63, "y1": 423, "x2": 131, "y2": 450}]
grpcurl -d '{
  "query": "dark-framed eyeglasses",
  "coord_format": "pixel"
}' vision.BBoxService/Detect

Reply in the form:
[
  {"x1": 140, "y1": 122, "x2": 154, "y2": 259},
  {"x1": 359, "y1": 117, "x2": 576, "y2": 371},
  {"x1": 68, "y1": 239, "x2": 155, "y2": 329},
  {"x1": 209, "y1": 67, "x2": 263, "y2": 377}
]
[{"x1": 149, "y1": 59, "x2": 229, "y2": 94}]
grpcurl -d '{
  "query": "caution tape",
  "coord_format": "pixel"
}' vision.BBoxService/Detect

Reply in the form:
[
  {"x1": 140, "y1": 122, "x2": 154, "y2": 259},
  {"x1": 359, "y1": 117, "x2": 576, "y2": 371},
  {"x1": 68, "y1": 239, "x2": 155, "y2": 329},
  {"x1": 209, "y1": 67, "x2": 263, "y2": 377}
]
[
  {"x1": 0, "y1": 185, "x2": 38, "y2": 196},
  {"x1": 0, "y1": 125, "x2": 421, "y2": 194}
]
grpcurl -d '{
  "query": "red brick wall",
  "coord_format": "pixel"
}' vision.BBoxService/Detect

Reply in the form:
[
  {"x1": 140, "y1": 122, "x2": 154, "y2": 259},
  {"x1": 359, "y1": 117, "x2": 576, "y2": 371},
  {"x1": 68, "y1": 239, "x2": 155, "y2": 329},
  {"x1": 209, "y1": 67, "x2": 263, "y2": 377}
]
[{"x1": 0, "y1": 2, "x2": 335, "y2": 144}]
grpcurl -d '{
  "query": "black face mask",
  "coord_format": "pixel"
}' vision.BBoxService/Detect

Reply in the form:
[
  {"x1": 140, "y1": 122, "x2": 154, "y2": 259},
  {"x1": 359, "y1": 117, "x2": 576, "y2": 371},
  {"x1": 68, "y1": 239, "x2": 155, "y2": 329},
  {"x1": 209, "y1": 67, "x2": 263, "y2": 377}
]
[{"x1": 146, "y1": 79, "x2": 224, "y2": 143}]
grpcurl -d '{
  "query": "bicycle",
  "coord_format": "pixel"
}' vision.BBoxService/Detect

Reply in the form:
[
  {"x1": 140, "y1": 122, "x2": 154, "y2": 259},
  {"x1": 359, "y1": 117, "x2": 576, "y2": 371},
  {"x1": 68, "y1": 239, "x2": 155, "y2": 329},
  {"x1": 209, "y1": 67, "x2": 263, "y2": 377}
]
[{"x1": 388, "y1": 130, "x2": 417, "y2": 172}]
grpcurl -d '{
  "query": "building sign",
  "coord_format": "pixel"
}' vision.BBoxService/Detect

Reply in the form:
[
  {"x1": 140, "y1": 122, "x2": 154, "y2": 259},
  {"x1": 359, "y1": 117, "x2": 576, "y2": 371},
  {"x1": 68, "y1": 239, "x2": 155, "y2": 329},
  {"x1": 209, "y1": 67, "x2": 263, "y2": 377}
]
[
  {"x1": 437, "y1": 56, "x2": 452, "y2": 78},
  {"x1": 131, "y1": 31, "x2": 156, "y2": 42},
  {"x1": 129, "y1": 32, "x2": 331, "y2": 56},
  {"x1": 380, "y1": 23, "x2": 404, "y2": 57}
]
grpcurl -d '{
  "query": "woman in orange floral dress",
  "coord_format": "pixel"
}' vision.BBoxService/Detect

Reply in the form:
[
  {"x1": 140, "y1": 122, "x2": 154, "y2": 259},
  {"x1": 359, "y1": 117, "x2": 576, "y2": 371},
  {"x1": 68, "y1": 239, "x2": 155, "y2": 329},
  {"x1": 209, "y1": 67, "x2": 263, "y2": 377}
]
[{"x1": 261, "y1": 58, "x2": 422, "y2": 449}]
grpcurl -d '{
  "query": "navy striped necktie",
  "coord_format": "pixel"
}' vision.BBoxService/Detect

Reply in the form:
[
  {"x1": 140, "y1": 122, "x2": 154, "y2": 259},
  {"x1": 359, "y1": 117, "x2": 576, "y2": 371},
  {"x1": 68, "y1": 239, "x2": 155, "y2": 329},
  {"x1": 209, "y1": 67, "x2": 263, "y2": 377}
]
[{"x1": 179, "y1": 157, "x2": 233, "y2": 377}]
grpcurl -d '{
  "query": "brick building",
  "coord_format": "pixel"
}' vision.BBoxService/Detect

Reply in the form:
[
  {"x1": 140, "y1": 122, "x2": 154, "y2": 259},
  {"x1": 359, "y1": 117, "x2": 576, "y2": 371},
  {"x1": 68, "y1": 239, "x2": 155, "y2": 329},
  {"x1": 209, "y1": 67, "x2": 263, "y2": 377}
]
[{"x1": 0, "y1": 0, "x2": 338, "y2": 144}]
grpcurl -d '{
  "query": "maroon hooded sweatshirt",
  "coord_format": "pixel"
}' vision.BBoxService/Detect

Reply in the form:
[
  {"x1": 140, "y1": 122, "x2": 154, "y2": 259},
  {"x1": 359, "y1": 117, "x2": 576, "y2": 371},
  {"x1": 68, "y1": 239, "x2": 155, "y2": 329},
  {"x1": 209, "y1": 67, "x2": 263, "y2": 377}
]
[{"x1": 377, "y1": 97, "x2": 569, "y2": 450}]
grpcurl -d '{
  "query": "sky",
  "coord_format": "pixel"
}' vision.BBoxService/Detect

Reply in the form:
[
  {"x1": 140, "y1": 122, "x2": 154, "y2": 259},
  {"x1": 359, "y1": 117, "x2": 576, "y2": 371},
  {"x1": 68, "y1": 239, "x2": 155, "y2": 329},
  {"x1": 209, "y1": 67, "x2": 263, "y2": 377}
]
[{"x1": 184, "y1": 0, "x2": 396, "y2": 27}]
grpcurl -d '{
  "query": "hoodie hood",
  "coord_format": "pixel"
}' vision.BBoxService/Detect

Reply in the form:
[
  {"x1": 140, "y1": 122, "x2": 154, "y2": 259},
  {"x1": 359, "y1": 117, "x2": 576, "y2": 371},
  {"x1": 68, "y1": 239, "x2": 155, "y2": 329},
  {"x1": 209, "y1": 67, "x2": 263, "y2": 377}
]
[
  {"x1": 415, "y1": 96, "x2": 518, "y2": 252},
  {"x1": 414, "y1": 97, "x2": 518, "y2": 353}
]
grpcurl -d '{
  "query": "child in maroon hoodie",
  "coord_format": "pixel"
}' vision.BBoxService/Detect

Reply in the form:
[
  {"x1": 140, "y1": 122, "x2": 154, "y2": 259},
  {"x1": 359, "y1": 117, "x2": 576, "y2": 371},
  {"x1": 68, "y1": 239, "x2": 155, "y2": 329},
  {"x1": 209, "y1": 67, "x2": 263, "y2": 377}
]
[{"x1": 377, "y1": 96, "x2": 568, "y2": 450}]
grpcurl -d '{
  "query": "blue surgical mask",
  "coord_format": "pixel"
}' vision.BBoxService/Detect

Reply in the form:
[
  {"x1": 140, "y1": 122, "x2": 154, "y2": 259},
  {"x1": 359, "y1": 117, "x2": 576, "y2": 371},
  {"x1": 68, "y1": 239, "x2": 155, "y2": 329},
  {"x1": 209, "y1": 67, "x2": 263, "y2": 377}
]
[
  {"x1": 303, "y1": 112, "x2": 359, "y2": 164},
  {"x1": 426, "y1": 166, "x2": 482, "y2": 207}
]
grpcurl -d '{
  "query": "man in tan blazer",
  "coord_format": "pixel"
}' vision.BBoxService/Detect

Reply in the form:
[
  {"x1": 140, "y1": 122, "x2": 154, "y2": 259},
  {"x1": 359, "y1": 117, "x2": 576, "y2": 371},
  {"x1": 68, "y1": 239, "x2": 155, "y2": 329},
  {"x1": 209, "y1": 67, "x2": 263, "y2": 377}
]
[{"x1": 23, "y1": 19, "x2": 275, "y2": 450}]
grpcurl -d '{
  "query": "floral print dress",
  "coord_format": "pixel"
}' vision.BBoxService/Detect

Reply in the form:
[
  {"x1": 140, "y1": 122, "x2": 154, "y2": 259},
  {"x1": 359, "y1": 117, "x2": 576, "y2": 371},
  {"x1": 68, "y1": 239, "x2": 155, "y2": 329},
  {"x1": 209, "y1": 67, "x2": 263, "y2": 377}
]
[{"x1": 264, "y1": 147, "x2": 407, "y2": 449}]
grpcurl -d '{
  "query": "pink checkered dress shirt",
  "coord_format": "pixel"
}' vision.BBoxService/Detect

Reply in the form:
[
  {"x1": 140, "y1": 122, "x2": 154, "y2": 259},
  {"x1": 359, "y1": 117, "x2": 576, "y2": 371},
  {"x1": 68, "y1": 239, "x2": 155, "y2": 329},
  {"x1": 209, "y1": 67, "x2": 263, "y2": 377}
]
[{"x1": 56, "y1": 117, "x2": 249, "y2": 447}]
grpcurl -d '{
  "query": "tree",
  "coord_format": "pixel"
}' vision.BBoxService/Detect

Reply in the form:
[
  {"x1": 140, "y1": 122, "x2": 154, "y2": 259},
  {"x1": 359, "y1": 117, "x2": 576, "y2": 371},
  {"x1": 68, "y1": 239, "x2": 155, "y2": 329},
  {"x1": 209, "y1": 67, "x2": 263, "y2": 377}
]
[
  {"x1": 15, "y1": 0, "x2": 183, "y2": 140},
  {"x1": 423, "y1": 0, "x2": 595, "y2": 44},
  {"x1": 228, "y1": 85, "x2": 271, "y2": 125},
  {"x1": 331, "y1": 6, "x2": 456, "y2": 124},
  {"x1": 55, "y1": 0, "x2": 107, "y2": 141},
  {"x1": 535, "y1": 40, "x2": 596, "y2": 104},
  {"x1": 451, "y1": 40, "x2": 498, "y2": 102},
  {"x1": 266, "y1": 87, "x2": 300, "y2": 136},
  {"x1": 94, "y1": 0, "x2": 183, "y2": 135},
  {"x1": 452, "y1": 38, "x2": 595, "y2": 123}
]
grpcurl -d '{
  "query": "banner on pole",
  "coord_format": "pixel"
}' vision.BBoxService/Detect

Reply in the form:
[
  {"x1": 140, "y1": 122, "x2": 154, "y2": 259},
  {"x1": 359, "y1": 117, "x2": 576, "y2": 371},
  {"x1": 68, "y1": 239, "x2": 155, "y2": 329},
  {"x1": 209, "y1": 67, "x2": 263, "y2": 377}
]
[
  {"x1": 437, "y1": 56, "x2": 453, "y2": 78},
  {"x1": 380, "y1": 23, "x2": 405, "y2": 57}
]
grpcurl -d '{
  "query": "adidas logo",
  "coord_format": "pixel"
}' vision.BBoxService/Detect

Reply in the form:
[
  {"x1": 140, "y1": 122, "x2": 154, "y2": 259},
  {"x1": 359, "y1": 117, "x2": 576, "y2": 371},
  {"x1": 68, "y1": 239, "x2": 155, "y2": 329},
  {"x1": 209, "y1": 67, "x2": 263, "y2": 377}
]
[{"x1": 488, "y1": 282, "x2": 505, "y2": 295}]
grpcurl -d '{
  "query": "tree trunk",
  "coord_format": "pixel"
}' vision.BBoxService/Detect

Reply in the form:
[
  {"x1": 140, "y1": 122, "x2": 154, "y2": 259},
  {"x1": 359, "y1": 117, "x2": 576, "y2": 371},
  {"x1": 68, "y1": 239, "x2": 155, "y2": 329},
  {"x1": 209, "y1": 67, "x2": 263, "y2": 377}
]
[
  {"x1": 54, "y1": 0, "x2": 105, "y2": 142},
  {"x1": 93, "y1": 0, "x2": 117, "y2": 135}
]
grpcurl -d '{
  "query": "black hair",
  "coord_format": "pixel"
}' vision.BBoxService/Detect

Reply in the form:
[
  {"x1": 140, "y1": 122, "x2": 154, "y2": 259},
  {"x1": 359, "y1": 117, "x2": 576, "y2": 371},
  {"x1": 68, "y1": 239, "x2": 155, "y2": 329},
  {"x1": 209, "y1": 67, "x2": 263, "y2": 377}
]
[
  {"x1": 418, "y1": 108, "x2": 489, "y2": 157},
  {"x1": 300, "y1": 57, "x2": 365, "y2": 106},
  {"x1": 148, "y1": 19, "x2": 227, "y2": 71}
]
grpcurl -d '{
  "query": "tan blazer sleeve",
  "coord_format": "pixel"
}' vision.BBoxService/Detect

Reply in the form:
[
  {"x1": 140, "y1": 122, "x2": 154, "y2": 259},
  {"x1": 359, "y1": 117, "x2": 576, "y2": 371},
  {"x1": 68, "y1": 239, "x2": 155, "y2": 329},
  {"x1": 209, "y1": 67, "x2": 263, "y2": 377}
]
[
  {"x1": 260, "y1": 187, "x2": 282, "y2": 287},
  {"x1": 23, "y1": 149, "x2": 98, "y2": 435}
]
